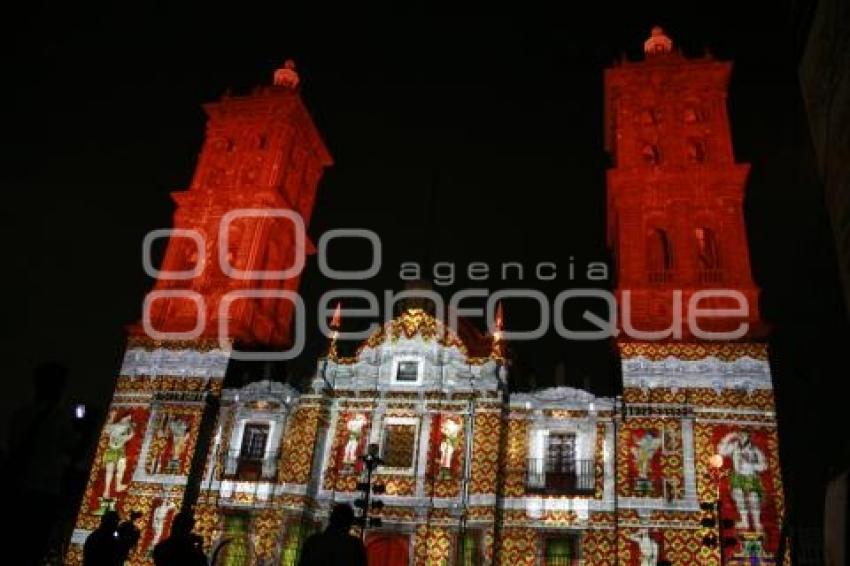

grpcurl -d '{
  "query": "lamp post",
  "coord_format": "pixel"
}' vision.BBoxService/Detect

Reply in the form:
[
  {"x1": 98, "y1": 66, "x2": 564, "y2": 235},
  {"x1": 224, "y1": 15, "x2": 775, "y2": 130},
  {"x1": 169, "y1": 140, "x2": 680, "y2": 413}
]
[
  {"x1": 707, "y1": 453, "x2": 739, "y2": 565},
  {"x1": 613, "y1": 394, "x2": 623, "y2": 566},
  {"x1": 355, "y1": 443, "x2": 385, "y2": 541}
]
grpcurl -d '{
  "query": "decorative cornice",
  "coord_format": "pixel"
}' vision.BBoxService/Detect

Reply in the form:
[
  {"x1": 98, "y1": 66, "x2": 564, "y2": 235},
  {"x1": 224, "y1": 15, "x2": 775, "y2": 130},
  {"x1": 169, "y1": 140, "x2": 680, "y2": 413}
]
[
  {"x1": 510, "y1": 387, "x2": 614, "y2": 410},
  {"x1": 618, "y1": 341, "x2": 768, "y2": 361},
  {"x1": 222, "y1": 379, "x2": 299, "y2": 405},
  {"x1": 126, "y1": 336, "x2": 225, "y2": 352},
  {"x1": 621, "y1": 354, "x2": 773, "y2": 391},
  {"x1": 120, "y1": 347, "x2": 230, "y2": 379},
  {"x1": 313, "y1": 334, "x2": 502, "y2": 393},
  {"x1": 358, "y1": 308, "x2": 469, "y2": 354}
]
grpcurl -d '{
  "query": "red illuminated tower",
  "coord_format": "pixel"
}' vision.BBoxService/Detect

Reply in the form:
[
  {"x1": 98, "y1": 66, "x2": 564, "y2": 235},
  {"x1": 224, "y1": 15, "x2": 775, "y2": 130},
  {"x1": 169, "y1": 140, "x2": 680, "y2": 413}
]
[
  {"x1": 605, "y1": 27, "x2": 760, "y2": 338},
  {"x1": 66, "y1": 63, "x2": 332, "y2": 562},
  {"x1": 138, "y1": 60, "x2": 332, "y2": 348},
  {"x1": 607, "y1": 29, "x2": 784, "y2": 565}
]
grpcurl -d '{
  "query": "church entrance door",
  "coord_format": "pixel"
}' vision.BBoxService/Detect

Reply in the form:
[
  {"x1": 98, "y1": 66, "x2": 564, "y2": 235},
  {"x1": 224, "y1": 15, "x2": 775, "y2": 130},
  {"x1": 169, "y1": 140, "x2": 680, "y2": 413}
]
[{"x1": 366, "y1": 533, "x2": 409, "y2": 566}]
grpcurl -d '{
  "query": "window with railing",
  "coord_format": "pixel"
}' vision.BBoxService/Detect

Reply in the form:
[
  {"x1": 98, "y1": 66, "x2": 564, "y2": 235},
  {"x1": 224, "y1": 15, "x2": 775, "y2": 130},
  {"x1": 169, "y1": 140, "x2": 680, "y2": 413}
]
[
  {"x1": 240, "y1": 423, "x2": 269, "y2": 459},
  {"x1": 697, "y1": 268, "x2": 725, "y2": 284},
  {"x1": 527, "y1": 458, "x2": 594, "y2": 494},
  {"x1": 229, "y1": 422, "x2": 273, "y2": 480},
  {"x1": 527, "y1": 432, "x2": 594, "y2": 494},
  {"x1": 224, "y1": 449, "x2": 279, "y2": 481},
  {"x1": 647, "y1": 228, "x2": 674, "y2": 284},
  {"x1": 695, "y1": 227, "x2": 723, "y2": 284},
  {"x1": 648, "y1": 270, "x2": 673, "y2": 284}
]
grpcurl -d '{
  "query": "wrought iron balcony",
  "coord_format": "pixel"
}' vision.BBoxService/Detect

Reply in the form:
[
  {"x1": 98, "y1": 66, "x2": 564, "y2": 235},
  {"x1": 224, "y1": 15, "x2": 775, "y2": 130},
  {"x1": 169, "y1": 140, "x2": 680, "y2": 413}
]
[
  {"x1": 526, "y1": 458, "x2": 595, "y2": 495},
  {"x1": 222, "y1": 449, "x2": 279, "y2": 481},
  {"x1": 697, "y1": 268, "x2": 725, "y2": 284},
  {"x1": 648, "y1": 270, "x2": 673, "y2": 284}
]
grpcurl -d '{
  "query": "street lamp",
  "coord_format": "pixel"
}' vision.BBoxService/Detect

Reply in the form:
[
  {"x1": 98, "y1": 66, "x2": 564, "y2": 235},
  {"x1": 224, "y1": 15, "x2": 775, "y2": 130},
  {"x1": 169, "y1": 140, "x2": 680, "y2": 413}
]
[
  {"x1": 709, "y1": 454, "x2": 724, "y2": 471},
  {"x1": 355, "y1": 443, "x2": 385, "y2": 540},
  {"x1": 705, "y1": 453, "x2": 737, "y2": 564}
]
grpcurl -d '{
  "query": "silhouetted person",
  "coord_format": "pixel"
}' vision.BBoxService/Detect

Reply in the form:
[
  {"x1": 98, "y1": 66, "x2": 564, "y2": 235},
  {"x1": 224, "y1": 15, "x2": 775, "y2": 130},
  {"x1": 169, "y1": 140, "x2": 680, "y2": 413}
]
[
  {"x1": 298, "y1": 503, "x2": 367, "y2": 566},
  {"x1": 116, "y1": 511, "x2": 142, "y2": 563},
  {"x1": 83, "y1": 511, "x2": 122, "y2": 566},
  {"x1": 153, "y1": 511, "x2": 207, "y2": 566},
  {"x1": 3, "y1": 362, "x2": 75, "y2": 565}
]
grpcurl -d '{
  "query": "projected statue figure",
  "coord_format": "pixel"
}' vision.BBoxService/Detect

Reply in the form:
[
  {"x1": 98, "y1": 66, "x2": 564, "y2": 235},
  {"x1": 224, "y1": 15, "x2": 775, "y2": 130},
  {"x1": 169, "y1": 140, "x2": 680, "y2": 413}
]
[
  {"x1": 101, "y1": 414, "x2": 135, "y2": 499},
  {"x1": 718, "y1": 430, "x2": 768, "y2": 531}
]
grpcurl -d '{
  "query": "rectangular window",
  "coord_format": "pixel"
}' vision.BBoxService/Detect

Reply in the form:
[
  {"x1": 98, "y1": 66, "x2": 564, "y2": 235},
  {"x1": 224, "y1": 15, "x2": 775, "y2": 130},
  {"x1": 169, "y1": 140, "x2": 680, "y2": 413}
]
[
  {"x1": 528, "y1": 431, "x2": 593, "y2": 494},
  {"x1": 546, "y1": 432, "x2": 576, "y2": 488},
  {"x1": 380, "y1": 420, "x2": 418, "y2": 471},
  {"x1": 240, "y1": 423, "x2": 269, "y2": 461},
  {"x1": 545, "y1": 535, "x2": 579, "y2": 566},
  {"x1": 236, "y1": 422, "x2": 270, "y2": 480},
  {"x1": 395, "y1": 361, "x2": 420, "y2": 383}
]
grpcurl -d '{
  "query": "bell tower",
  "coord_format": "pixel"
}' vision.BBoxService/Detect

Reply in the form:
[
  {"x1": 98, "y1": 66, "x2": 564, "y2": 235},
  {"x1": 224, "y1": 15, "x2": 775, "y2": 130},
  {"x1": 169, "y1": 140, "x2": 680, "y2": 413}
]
[
  {"x1": 605, "y1": 27, "x2": 760, "y2": 337},
  {"x1": 138, "y1": 59, "x2": 333, "y2": 347},
  {"x1": 607, "y1": 29, "x2": 784, "y2": 566},
  {"x1": 66, "y1": 61, "x2": 332, "y2": 566}
]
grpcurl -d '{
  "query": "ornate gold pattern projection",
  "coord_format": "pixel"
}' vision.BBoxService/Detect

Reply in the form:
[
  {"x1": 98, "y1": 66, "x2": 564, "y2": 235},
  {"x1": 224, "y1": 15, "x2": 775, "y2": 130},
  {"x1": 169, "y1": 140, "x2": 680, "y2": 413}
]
[
  {"x1": 618, "y1": 342, "x2": 768, "y2": 361},
  {"x1": 66, "y1": 28, "x2": 785, "y2": 566},
  {"x1": 359, "y1": 308, "x2": 469, "y2": 353}
]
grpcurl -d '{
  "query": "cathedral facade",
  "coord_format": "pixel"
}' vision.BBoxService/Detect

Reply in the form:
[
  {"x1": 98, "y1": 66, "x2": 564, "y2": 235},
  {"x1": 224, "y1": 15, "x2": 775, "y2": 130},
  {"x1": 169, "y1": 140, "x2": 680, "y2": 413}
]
[{"x1": 66, "y1": 29, "x2": 785, "y2": 566}]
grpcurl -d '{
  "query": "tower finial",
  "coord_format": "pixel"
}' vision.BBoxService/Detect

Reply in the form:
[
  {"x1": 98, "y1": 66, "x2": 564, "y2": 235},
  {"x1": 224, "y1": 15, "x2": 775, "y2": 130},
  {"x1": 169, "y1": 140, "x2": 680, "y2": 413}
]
[
  {"x1": 273, "y1": 59, "x2": 300, "y2": 89},
  {"x1": 491, "y1": 301, "x2": 506, "y2": 360},
  {"x1": 327, "y1": 301, "x2": 342, "y2": 360},
  {"x1": 644, "y1": 26, "x2": 673, "y2": 57}
]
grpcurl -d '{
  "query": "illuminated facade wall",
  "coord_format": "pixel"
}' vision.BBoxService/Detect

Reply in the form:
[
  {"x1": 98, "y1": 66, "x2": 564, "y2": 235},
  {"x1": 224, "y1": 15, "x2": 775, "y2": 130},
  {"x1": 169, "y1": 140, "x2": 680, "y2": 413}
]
[
  {"x1": 66, "y1": 29, "x2": 784, "y2": 566},
  {"x1": 66, "y1": 313, "x2": 784, "y2": 566},
  {"x1": 615, "y1": 343, "x2": 783, "y2": 566},
  {"x1": 603, "y1": 27, "x2": 785, "y2": 566},
  {"x1": 66, "y1": 345, "x2": 230, "y2": 565}
]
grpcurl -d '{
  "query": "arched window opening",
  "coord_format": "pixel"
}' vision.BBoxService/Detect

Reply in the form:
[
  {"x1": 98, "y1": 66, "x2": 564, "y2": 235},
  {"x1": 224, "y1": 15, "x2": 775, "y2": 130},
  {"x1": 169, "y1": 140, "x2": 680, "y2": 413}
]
[
  {"x1": 695, "y1": 227, "x2": 723, "y2": 283},
  {"x1": 683, "y1": 105, "x2": 705, "y2": 123},
  {"x1": 638, "y1": 108, "x2": 657, "y2": 125},
  {"x1": 642, "y1": 143, "x2": 660, "y2": 165},
  {"x1": 688, "y1": 139, "x2": 707, "y2": 163},
  {"x1": 647, "y1": 228, "x2": 673, "y2": 283}
]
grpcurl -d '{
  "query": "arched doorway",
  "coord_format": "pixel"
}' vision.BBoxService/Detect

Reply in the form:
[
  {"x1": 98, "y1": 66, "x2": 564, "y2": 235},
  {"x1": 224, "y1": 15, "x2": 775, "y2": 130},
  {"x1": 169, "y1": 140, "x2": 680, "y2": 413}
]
[
  {"x1": 366, "y1": 533, "x2": 409, "y2": 566},
  {"x1": 210, "y1": 536, "x2": 256, "y2": 566},
  {"x1": 211, "y1": 514, "x2": 257, "y2": 566}
]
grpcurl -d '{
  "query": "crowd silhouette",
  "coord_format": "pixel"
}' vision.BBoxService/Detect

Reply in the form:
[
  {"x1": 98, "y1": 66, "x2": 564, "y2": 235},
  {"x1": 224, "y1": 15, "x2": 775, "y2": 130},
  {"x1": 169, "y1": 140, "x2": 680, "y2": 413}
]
[
  {"x1": 82, "y1": 510, "x2": 207, "y2": 566},
  {"x1": 298, "y1": 503, "x2": 367, "y2": 566},
  {"x1": 82, "y1": 511, "x2": 138, "y2": 566}
]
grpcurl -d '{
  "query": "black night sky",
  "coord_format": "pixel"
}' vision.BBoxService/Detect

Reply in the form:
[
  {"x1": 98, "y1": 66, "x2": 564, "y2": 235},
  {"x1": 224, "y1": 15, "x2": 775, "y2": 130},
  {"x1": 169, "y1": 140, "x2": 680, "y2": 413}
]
[{"x1": 3, "y1": 0, "x2": 848, "y2": 537}]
